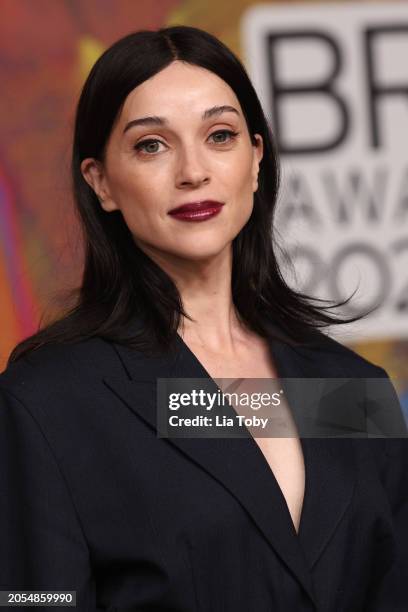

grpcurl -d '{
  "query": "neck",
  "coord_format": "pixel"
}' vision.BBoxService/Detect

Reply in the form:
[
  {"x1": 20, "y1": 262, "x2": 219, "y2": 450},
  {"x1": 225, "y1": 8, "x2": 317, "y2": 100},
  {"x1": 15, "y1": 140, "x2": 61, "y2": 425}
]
[{"x1": 138, "y1": 241, "x2": 248, "y2": 353}]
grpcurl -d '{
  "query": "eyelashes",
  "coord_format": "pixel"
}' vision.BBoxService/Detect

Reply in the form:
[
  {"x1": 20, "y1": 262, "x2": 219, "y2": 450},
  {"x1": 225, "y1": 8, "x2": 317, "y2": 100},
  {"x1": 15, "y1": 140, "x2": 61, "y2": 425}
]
[
  {"x1": 134, "y1": 129, "x2": 240, "y2": 155},
  {"x1": 208, "y1": 129, "x2": 239, "y2": 145}
]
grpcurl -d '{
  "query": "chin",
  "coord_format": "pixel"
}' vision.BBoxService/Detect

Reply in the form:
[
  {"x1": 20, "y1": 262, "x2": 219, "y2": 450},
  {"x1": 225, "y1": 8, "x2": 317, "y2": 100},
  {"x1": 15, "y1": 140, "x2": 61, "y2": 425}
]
[{"x1": 171, "y1": 241, "x2": 233, "y2": 262}]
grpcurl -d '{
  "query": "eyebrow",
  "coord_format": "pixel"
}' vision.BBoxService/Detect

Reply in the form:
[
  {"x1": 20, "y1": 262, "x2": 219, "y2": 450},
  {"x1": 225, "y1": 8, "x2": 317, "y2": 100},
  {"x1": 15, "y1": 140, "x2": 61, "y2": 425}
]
[{"x1": 123, "y1": 104, "x2": 240, "y2": 134}]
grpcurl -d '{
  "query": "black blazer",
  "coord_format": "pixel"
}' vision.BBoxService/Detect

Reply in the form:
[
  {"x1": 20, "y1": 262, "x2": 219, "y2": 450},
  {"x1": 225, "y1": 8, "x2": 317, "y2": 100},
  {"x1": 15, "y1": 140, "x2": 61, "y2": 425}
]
[{"x1": 1, "y1": 319, "x2": 407, "y2": 611}]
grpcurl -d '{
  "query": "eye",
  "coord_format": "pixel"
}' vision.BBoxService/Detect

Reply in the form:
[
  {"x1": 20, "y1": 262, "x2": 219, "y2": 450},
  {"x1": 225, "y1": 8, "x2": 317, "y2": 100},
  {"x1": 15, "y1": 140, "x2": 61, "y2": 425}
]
[
  {"x1": 208, "y1": 129, "x2": 239, "y2": 144},
  {"x1": 134, "y1": 130, "x2": 239, "y2": 156},
  {"x1": 134, "y1": 138, "x2": 166, "y2": 154}
]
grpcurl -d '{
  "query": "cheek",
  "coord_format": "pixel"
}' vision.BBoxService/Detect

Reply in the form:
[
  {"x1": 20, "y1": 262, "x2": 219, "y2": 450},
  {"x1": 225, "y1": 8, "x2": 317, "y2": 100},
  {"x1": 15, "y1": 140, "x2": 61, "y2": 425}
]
[
  {"x1": 112, "y1": 168, "x2": 165, "y2": 218},
  {"x1": 231, "y1": 146, "x2": 254, "y2": 184},
  {"x1": 228, "y1": 154, "x2": 256, "y2": 207},
  {"x1": 231, "y1": 161, "x2": 256, "y2": 227}
]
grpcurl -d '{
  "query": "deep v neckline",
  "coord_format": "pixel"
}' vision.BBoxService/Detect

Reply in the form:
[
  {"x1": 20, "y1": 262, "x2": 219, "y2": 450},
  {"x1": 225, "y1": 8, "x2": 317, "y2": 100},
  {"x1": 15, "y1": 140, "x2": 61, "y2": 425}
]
[
  {"x1": 172, "y1": 331, "x2": 308, "y2": 535},
  {"x1": 107, "y1": 319, "x2": 357, "y2": 600}
]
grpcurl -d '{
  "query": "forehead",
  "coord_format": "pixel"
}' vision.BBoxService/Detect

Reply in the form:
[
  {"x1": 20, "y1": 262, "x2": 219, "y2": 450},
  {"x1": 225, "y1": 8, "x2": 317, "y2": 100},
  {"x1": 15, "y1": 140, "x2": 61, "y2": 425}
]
[{"x1": 118, "y1": 61, "x2": 241, "y2": 124}]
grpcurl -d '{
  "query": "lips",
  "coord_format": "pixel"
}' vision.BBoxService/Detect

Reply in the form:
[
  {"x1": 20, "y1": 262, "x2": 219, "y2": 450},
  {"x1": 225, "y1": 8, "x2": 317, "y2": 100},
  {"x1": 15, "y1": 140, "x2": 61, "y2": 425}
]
[{"x1": 168, "y1": 200, "x2": 224, "y2": 214}]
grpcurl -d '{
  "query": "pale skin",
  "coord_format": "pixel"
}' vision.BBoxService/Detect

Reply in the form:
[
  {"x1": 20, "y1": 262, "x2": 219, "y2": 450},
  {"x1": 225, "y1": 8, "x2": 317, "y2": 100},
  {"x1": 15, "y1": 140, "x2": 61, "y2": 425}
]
[{"x1": 80, "y1": 60, "x2": 305, "y2": 533}]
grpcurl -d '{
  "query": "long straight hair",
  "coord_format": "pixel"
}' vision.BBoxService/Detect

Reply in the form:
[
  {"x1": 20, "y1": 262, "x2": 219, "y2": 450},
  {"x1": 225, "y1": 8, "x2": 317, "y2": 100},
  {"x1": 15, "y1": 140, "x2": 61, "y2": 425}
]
[{"x1": 8, "y1": 25, "x2": 359, "y2": 365}]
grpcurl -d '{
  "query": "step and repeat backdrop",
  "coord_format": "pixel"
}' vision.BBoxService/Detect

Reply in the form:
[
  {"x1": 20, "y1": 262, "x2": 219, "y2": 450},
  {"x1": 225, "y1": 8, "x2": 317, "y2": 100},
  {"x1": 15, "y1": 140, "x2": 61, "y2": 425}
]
[{"x1": 1, "y1": 0, "x2": 407, "y2": 411}]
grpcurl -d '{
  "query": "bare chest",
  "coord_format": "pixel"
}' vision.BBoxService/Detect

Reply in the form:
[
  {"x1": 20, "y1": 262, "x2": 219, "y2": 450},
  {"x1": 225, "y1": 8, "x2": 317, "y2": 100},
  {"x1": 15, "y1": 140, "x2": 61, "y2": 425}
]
[{"x1": 253, "y1": 436, "x2": 305, "y2": 533}]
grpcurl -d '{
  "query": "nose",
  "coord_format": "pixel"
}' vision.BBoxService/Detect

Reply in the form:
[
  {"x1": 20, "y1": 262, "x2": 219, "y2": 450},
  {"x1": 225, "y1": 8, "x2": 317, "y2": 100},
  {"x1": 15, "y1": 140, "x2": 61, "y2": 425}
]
[{"x1": 175, "y1": 145, "x2": 210, "y2": 189}]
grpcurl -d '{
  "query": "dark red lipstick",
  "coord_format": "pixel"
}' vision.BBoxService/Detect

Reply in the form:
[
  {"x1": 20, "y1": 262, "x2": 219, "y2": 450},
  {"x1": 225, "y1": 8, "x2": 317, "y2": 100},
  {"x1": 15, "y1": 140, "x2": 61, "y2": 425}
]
[{"x1": 168, "y1": 200, "x2": 224, "y2": 222}]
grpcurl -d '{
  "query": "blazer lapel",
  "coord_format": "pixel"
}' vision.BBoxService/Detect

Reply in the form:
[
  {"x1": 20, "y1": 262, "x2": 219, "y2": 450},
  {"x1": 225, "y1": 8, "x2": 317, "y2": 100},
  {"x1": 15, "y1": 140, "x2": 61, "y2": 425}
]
[
  {"x1": 270, "y1": 336, "x2": 357, "y2": 569},
  {"x1": 102, "y1": 320, "x2": 356, "y2": 604}
]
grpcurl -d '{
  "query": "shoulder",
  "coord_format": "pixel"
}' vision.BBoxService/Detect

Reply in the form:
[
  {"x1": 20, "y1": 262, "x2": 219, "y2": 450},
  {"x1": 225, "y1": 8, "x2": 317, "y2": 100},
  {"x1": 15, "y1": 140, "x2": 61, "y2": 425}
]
[
  {"x1": 296, "y1": 328, "x2": 388, "y2": 378},
  {"x1": 0, "y1": 337, "x2": 114, "y2": 405},
  {"x1": 299, "y1": 331, "x2": 408, "y2": 461}
]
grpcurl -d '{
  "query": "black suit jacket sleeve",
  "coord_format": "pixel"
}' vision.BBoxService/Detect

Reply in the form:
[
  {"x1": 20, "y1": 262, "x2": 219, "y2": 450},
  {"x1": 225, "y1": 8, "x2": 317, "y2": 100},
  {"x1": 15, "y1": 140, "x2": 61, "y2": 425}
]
[
  {"x1": 0, "y1": 384, "x2": 95, "y2": 610},
  {"x1": 360, "y1": 366, "x2": 408, "y2": 609},
  {"x1": 367, "y1": 435, "x2": 408, "y2": 610}
]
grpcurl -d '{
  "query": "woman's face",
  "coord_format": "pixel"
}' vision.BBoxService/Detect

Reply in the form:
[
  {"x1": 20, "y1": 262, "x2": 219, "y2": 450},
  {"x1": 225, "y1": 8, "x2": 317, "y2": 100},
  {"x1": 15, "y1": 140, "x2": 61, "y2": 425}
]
[{"x1": 81, "y1": 61, "x2": 263, "y2": 265}]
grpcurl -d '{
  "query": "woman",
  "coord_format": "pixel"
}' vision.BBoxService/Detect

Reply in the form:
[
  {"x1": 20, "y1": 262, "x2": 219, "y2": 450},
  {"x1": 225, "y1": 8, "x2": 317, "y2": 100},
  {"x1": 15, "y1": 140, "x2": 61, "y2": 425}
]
[{"x1": 0, "y1": 26, "x2": 407, "y2": 611}]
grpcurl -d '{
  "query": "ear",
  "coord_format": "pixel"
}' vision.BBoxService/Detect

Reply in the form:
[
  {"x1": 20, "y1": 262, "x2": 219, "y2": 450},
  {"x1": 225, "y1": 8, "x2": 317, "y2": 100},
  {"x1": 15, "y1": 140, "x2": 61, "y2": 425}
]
[
  {"x1": 251, "y1": 134, "x2": 263, "y2": 193},
  {"x1": 80, "y1": 158, "x2": 119, "y2": 212}
]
